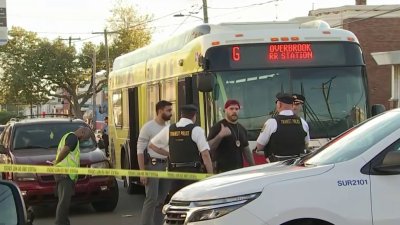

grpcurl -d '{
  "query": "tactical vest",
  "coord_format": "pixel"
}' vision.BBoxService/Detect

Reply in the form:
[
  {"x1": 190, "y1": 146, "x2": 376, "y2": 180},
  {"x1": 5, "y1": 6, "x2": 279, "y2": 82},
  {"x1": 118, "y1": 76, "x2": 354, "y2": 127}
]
[
  {"x1": 168, "y1": 123, "x2": 200, "y2": 163},
  {"x1": 56, "y1": 132, "x2": 80, "y2": 182},
  {"x1": 266, "y1": 115, "x2": 306, "y2": 157}
]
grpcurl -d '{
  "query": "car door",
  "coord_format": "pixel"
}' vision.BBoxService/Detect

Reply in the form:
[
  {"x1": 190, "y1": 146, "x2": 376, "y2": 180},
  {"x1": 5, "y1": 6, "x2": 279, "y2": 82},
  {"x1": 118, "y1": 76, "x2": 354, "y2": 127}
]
[
  {"x1": 0, "y1": 126, "x2": 12, "y2": 180},
  {"x1": 369, "y1": 136, "x2": 400, "y2": 225}
]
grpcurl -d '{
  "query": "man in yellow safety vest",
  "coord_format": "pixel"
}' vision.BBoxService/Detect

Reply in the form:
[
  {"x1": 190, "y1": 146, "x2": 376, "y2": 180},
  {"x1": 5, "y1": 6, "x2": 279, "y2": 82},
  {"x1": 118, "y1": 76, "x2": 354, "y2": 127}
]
[{"x1": 51, "y1": 127, "x2": 92, "y2": 225}]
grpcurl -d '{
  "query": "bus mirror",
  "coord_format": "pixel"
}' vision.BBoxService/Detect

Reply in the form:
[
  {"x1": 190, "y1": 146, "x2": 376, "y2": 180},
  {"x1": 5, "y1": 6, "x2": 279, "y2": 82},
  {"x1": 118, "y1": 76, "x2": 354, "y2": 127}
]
[
  {"x1": 371, "y1": 104, "x2": 386, "y2": 116},
  {"x1": 197, "y1": 72, "x2": 214, "y2": 92}
]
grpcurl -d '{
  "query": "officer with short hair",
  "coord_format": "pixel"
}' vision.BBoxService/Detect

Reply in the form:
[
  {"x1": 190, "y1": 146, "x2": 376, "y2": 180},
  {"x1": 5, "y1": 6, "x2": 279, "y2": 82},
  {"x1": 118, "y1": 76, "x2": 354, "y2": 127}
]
[
  {"x1": 254, "y1": 93, "x2": 310, "y2": 162},
  {"x1": 292, "y1": 93, "x2": 306, "y2": 116},
  {"x1": 149, "y1": 104, "x2": 213, "y2": 196}
]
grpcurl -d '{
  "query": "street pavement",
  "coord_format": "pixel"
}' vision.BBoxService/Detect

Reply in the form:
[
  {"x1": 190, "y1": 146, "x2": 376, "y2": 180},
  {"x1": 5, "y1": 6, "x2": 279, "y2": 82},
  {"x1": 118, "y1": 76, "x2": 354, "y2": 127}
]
[{"x1": 34, "y1": 180, "x2": 145, "y2": 225}]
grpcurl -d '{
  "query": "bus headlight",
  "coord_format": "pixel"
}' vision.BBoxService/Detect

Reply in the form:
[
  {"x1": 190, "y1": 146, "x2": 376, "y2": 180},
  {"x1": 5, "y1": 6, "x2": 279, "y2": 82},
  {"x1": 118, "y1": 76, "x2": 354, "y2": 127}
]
[{"x1": 189, "y1": 193, "x2": 260, "y2": 222}]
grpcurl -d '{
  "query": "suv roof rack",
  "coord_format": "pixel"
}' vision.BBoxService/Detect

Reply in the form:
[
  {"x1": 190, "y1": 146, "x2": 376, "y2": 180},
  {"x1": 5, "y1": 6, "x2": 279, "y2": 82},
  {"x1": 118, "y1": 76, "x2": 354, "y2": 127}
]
[{"x1": 9, "y1": 114, "x2": 78, "y2": 122}]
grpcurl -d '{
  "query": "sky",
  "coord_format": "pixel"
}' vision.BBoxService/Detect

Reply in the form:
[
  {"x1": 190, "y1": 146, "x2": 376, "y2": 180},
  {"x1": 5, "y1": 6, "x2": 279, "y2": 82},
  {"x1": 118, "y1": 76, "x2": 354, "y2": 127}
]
[{"x1": 6, "y1": 0, "x2": 400, "y2": 50}]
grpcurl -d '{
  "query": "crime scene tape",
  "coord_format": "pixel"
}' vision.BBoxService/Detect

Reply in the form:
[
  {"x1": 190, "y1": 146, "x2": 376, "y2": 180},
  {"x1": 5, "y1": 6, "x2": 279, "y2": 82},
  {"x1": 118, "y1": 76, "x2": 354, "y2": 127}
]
[{"x1": 0, "y1": 164, "x2": 211, "y2": 181}]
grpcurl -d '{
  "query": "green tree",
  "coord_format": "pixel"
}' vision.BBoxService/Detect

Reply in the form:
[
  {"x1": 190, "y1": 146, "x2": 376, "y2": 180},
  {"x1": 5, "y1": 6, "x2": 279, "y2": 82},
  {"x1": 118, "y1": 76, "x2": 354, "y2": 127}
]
[
  {"x1": 36, "y1": 40, "x2": 107, "y2": 119},
  {"x1": 0, "y1": 27, "x2": 49, "y2": 114},
  {"x1": 107, "y1": 0, "x2": 153, "y2": 60}
]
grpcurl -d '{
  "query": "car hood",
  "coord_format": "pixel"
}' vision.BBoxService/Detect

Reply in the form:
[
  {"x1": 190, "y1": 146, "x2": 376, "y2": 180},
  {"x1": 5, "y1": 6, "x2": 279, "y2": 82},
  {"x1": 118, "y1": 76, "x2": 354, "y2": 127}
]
[
  {"x1": 172, "y1": 162, "x2": 334, "y2": 201},
  {"x1": 12, "y1": 148, "x2": 107, "y2": 165}
]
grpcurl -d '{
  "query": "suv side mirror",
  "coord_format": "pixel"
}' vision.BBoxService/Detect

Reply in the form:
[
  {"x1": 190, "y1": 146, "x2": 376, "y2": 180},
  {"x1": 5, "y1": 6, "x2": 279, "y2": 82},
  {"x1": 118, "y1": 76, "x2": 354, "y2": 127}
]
[
  {"x1": 373, "y1": 151, "x2": 400, "y2": 175},
  {"x1": 371, "y1": 104, "x2": 386, "y2": 117},
  {"x1": 0, "y1": 180, "x2": 32, "y2": 225},
  {"x1": 197, "y1": 72, "x2": 214, "y2": 92}
]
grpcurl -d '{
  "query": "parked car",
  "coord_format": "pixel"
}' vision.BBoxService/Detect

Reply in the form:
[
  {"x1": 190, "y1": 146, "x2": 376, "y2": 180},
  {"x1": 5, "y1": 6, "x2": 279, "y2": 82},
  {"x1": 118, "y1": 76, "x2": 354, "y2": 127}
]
[
  {"x1": 163, "y1": 108, "x2": 400, "y2": 225},
  {"x1": 0, "y1": 118, "x2": 119, "y2": 212}
]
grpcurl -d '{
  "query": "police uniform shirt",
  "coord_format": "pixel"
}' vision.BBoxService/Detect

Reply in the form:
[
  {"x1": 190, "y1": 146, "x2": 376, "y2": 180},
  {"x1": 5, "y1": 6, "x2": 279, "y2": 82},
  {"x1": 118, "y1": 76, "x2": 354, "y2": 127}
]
[
  {"x1": 257, "y1": 110, "x2": 310, "y2": 146},
  {"x1": 137, "y1": 120, "x2": 168, "y2": 159},
  {"x1": 151, "y1": 118, "x2": 210, "y2": 153}
]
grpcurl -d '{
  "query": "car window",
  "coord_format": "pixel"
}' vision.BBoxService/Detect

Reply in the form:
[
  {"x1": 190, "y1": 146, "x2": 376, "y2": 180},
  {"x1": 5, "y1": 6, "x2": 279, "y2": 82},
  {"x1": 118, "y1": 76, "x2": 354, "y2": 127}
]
[
  {"x1": 12, "y1": 123, "x2": 96, "y2": 151},
  {"x1": 0, "y1": 184, "x2": 18, "y2": 225},
  {"x1": 305, "y1": 111, "x2": 400, "y2": 166},
  {"x1": 2, "y1": 126, "x2": 11, "y2": 148}
]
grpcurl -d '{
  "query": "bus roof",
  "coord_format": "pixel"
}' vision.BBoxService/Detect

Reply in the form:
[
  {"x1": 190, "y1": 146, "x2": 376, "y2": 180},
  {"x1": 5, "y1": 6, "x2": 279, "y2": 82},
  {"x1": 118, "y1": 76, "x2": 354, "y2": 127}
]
[{"x1": 112, "y1": 19, "x2": 358, "y2": 72}]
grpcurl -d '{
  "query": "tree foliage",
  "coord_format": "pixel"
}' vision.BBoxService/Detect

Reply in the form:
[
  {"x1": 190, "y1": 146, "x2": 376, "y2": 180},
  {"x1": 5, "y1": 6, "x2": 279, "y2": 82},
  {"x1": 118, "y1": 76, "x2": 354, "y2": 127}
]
[
  {"x1": 0, "y1": 2, "x2": 153, "y2": 118},
  {"x1": 107, "y1": 0, "x2": 152, "y2": 59}
]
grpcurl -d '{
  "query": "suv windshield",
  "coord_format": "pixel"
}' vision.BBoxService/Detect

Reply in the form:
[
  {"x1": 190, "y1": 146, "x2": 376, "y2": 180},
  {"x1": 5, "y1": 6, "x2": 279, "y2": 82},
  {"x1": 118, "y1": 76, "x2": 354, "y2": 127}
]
[
  {"x1": 304, "y1": 110, "x2": 400, "y2": 166},
  {"x1": 12, "y1": 123, "x2": 96, "y2": 151}
]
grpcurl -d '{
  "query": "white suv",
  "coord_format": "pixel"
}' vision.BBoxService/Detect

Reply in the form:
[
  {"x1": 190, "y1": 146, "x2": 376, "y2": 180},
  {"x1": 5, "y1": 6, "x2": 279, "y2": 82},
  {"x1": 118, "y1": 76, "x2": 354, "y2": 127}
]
[{"x1": 163, "y1": 108, "x2": 400, "y2": 225}]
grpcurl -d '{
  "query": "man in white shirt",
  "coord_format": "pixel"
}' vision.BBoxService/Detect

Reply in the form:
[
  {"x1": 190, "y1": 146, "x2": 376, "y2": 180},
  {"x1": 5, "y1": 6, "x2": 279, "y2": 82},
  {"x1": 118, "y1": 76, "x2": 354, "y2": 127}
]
[
  {"x1": 137, "y1": 100, "x2": 172, "y2": 225},
  {"x1": 150, "y1": 104, "x2": 213, "y2": 196},
  {"x1": 254, "y1": 93, "x2": 310, "y2": 162}
]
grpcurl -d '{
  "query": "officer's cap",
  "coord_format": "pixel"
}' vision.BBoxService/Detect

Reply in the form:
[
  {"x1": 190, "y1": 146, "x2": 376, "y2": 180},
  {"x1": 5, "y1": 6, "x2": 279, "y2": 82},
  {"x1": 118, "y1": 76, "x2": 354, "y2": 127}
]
[
  {"x1": 293, "y1": 94, "x2": 305, "y2": 104},
  {"x1": 276, "y1": 92, "x2": 294, "y2": 104},
  {"x1": 180, "y1": 104, "x2": 198, "y2": 114}
]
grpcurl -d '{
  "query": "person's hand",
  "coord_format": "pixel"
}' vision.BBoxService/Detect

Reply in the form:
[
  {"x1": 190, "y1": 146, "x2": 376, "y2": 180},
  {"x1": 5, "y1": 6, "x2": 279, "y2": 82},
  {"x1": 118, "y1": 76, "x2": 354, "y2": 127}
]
[
  {"x1": 140, "y1": 176, "x2": 148, "y2": 185},
  {"x1": 46, "y1": 160, "x2": 55, "y2": 165},
  {"x1": 253, "y1": 148, "x2": 264, "y2": 156},
  {"x1": 218, "y1": 124, "x2": 231, "y2": 138}
]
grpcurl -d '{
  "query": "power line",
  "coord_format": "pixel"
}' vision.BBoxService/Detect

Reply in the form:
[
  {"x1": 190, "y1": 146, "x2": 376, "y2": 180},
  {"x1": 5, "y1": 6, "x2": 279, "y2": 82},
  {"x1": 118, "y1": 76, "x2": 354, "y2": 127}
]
[
  {"x1": 207, "y1": 0, "x2": 280, "y2": 10},
  {"x1": 332, "y1": 6, "x2": 400, "y2": 28},
  {"x1": 170, "y1": 16, "x2": 190, "y2": 36},
  {"x1": 329, "y1": 4, "x2": 384, "y2": 27}
]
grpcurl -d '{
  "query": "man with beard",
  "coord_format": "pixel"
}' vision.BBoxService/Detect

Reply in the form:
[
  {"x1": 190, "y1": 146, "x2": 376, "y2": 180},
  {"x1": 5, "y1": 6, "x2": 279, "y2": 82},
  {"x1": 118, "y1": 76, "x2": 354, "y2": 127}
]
[
  {"x1": 208, "y1": 100, "x2": 255, "y2": 173},
  {"x1": 137, "y1": 100, "x2": 173, "y2": 225}
]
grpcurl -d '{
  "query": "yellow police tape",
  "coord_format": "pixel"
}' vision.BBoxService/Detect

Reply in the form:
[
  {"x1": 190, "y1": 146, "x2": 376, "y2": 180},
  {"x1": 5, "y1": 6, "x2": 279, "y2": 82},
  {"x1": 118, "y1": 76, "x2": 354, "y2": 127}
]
[{"x1": 0, "y1": 164, "x2": 211, "y2": 181}]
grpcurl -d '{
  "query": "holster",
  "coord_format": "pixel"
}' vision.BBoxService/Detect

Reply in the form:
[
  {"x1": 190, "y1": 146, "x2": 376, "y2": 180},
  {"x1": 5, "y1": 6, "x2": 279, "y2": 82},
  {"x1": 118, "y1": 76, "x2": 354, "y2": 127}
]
[{"x1": 143, "y1": 148, "x2": 151, "y2": 165}]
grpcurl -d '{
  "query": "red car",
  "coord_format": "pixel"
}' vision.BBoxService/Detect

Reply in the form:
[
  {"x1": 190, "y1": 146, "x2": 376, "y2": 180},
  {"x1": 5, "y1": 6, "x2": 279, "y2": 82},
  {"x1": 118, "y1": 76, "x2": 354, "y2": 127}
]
[{"x1": 0, "y1": 118, "x2": 119, "y2": 212}]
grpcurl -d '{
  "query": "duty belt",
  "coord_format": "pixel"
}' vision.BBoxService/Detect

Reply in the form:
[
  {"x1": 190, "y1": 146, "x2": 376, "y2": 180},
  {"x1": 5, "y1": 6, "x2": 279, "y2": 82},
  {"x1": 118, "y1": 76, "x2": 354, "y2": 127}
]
[
  {"x1": 150, "y1": 158, "x2": 168, "y2": 165},
  {"x1": 170, "y1": 162, "x2": 201, "y2": 168}
]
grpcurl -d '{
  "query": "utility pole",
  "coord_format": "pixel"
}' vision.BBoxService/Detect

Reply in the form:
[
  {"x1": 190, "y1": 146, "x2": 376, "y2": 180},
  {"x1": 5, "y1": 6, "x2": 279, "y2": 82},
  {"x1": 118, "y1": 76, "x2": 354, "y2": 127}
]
[
  {"x1": 60, "y1": 36, "x2": 80, "y2": 117},
  {"x1": 92, "y1": 29, "x2": 118, "y2": 79},
  {"x1": 202, "y1": 0, "x2": 209, "y2": 23},
  {"x1": 92, "y1": 50, "x2": 97, "y2": 129},
  {"x1": 60, "y1": 36, "x2": 81, "y2": 47}
]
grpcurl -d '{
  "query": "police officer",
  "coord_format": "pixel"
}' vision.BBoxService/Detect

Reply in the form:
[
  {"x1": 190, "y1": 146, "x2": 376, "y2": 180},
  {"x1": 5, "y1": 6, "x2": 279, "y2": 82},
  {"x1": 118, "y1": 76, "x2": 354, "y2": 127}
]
[
  {"x1": 292, "y1": 94, "x2": 306, "y2": 116},
  {"x1": 51, "y1": 127, "x2": 92, "y2": 225},
  {"x1": 149, "y1": 104, "x2": 213, "y2": 196},
  {"x1": 254, "y1": 93, "x2": 310, "y2": 162},
  {"x1": 137, "y1": 100, "x2": 173, "y2": 225}
]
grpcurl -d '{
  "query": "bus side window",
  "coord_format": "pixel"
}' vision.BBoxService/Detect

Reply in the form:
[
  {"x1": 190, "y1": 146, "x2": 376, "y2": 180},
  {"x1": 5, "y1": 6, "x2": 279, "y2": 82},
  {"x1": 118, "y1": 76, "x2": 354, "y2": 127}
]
[
  {"x1": 112, "y1": 91, "x2": 123, "y2": 128},
  {"x1": 162, "y1": 79, "x2": 177, "y2": 123},
  {"x1": 147, "y1": 84, "x2": 160, "y2": 120}
]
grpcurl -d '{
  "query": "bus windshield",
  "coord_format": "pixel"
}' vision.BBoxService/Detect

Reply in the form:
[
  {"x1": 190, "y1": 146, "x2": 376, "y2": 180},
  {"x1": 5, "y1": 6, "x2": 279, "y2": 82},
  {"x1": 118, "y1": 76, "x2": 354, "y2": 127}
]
[{"x1": 213, "y1": 66, "x2": 367, "y2": 140}]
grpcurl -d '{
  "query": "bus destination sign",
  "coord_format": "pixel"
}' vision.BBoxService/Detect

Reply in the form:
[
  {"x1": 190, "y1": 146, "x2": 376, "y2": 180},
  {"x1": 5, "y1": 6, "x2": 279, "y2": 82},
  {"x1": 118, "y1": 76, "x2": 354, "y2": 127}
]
[
  {"x1": 231, "y1": 43, "x2": 314, "y2": 63},
  {"x1": 268, "y1": 44, "x2": 313, "y2": 61}
]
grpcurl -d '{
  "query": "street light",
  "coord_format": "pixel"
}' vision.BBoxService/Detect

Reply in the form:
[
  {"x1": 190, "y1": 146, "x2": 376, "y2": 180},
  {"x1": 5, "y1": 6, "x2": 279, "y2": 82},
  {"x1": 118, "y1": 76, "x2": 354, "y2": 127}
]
[{"x1": 173, "y1": 13, "x2": 204, "y2": 22}]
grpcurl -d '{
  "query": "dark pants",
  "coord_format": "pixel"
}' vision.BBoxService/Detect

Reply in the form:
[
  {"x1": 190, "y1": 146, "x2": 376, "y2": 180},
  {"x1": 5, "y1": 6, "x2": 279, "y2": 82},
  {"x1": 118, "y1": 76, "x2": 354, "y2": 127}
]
[
  {"x1": 102, "y1": 134, "x2": 109, "y2": 157},
  {"x1": 169, "y1": 167, "x2": 201, "y2": 197},
  {"x1": 140, "y1": 162, "x2": 171, "y2": 225},
  {"x1": 55, "y1": 176, "x2": 75, "y2": 225}
]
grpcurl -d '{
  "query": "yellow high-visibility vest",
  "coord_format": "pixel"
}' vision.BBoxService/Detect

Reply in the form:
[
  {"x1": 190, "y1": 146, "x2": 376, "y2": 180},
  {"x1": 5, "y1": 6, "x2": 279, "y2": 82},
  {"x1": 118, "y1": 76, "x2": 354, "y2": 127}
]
[{"x1": 56, "y1": 132, "x2": 80, "y2": 182}]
